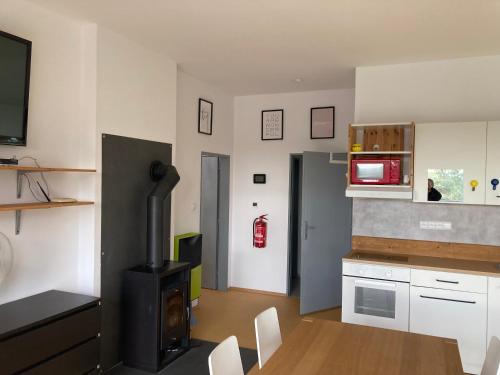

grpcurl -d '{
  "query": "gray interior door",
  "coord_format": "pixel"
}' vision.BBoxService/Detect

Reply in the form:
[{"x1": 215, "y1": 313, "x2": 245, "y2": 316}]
[
  {"x1": 217, "y1": 156, "x2": 230, "y2": 291},
  {"x1": 300, "y1": 152, "x2": 352, "y2": 315},
  {"x1": 200, "y1": 156, "x2": 218, "y2": 289}
]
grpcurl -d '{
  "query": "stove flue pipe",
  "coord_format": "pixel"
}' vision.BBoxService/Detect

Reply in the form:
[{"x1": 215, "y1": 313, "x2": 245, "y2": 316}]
[{"x1": 147, "y1": 161, "x2": 180, "y2": 268}]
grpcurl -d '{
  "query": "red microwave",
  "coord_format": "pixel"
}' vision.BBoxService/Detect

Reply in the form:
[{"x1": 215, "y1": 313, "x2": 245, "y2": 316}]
[{"x1": 351, "y1": 158, "x2": 401, "y2": 185}]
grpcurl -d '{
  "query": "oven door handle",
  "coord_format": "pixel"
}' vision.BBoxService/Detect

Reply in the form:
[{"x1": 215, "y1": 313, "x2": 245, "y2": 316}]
[{"x1": 354, "y1": 279, "x2": 397, "y2": 290}]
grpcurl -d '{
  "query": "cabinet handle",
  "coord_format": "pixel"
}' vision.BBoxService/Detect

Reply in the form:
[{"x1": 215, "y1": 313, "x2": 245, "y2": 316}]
[
  {"x1": 435, "y1": 279, "x2": 459, "y2": 284},
  {"x1": 420, "y1": 295, "x2": 476, "y2": 304}
]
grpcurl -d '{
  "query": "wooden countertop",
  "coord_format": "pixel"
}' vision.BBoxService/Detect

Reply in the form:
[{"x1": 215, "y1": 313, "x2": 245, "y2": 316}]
[
  {"x1": 344, "y1": 250, "x2": 500, "y2": 276},
  {"x1": 248, "y1": 319, "x2": 463, "y2": 375}
]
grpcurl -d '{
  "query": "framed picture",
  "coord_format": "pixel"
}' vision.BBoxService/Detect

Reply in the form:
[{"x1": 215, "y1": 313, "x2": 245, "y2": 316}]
[
  {"x1": 198, "y1": 98, "x2": 213, "y2": 135},
  {"x1": 261, "y1": 109, "x2": 283, "y2": 140},
  {"x1": 310, "y1": 106, "x2": 335, "y2": 139}
]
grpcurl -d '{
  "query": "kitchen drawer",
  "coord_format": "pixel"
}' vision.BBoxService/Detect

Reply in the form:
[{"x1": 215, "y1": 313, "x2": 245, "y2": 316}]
[
  {"x1": 411, "y1": 269, "x2": 487, "y2": 293},
  {"x1": 22, "y1": 338, "x2": 100, "y2": 375},
  {"x1": 410, "y1": 286, "x2": 487, "y2": 374},
  {"x1": 0, "y1": 306, "x2": 100, "y2": 374}
]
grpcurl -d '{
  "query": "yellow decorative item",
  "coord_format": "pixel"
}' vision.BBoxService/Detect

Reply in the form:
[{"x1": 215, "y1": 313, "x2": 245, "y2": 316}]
[
  {"x1": 352, "y1": 144, "x2": 362, "y2": 152},
  {"x1": 470, "y1": 179, "x2": 479, "y2": 192}
]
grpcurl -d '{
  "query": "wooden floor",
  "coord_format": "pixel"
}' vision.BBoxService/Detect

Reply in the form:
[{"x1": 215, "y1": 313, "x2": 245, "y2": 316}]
[{"x1": 191, "y1": 288, "x2": 341, "y2": 349}]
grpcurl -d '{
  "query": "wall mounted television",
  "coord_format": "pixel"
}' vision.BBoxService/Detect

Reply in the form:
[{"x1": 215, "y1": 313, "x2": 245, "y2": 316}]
[{"x1": 0, "y1": 30, "x2": 32, "y2": 146}]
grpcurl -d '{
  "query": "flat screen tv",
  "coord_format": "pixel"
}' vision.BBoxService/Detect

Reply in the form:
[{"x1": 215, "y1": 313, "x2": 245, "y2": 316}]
[{"x1": 0, "y1": 30, "x2": 31, "y2": 146}]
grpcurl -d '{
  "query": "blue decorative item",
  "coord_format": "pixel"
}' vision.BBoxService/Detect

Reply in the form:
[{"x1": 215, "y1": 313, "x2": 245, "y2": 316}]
[{"x1": 492, "y1": 178, "x2": 499, "y2": 190}]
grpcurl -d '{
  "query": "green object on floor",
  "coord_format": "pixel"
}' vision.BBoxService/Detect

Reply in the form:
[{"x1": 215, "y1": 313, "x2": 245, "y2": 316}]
[{"x1": 174, "y1": 232, "x2": 202, "y2": 301}]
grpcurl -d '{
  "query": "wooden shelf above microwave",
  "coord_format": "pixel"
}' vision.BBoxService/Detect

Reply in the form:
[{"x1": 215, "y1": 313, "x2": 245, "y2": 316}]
[{"x1": 350, "y1": 151, "x2": 412, "y2": 155}]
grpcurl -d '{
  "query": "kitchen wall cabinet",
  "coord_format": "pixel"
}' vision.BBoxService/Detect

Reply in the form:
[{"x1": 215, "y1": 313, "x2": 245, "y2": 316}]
[
  {"x1": 413, "y1": 122, "x2": 487, "y2": 204},
  {"x1": 414, "y1": 121, "x2": 500, "y2": 205},
  {"x1": 488, "y1": 277, "x2": 500, "y2": 346},
  {"x1": 486, "y1": 121, "x2": 500, "y2": 205}
]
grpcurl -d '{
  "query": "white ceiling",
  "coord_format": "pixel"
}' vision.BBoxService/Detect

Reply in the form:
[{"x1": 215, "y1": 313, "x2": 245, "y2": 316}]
[{"x1": 29, "y1": 0, "x2": 500, "y2": 95}]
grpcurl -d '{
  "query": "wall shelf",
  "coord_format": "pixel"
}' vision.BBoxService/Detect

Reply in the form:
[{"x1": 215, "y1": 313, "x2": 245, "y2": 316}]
[
  {"x1": 350, "y1": 151, "x2": 412, "y2": 155},
  {"x1": 0, "y1": 166, "x2": 96, "y2": 172},
  {"x1": 0, "y1": 164, "x2": 96, "y2": 234},
  {"x1": 0, "y1": 201, "x2": 94, "y2": 212},
  {"x1": 346, "y1": 185, "x2": 413, "y2": 199}
]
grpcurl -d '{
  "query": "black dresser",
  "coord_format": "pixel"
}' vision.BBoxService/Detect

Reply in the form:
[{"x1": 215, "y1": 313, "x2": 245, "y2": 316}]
[{"x1": 0, "y1": 290, "x2": 101, "y2": 375}]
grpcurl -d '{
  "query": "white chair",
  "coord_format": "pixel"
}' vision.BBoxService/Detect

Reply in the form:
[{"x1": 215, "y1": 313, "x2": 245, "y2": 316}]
[
  {"x1": 482, "y1": 336, "x2": 500, "y2": 375},
  {"x1": 254, "y1": 306, "x2": 282, "y2": 369},
  {"x1": 208, "y1": 335, "x2": 244, "y2": 375}
]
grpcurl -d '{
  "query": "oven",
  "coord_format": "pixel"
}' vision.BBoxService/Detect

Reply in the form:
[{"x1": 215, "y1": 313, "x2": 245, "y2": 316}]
[{"x1": 341, "y1": 261, "x2": 410, "y2": 332}]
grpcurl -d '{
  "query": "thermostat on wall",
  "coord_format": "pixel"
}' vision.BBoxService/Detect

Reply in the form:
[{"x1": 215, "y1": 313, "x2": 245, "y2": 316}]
[{"x1": 253, "y1": 174, "x2": 266, "y2": 184}]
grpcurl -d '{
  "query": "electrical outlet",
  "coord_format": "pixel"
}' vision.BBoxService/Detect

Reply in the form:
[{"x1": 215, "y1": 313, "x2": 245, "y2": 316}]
[{"x1": 420, "y1": 221, "x2": 452, "y2": 230}]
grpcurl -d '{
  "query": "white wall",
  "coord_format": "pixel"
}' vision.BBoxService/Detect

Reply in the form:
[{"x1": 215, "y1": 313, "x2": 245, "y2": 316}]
[
  {"x1": 0, "y1": 0, "x2": 97, "y2": 304},
  {"x1": 0, "y1": 2, "x2": 178, "y2": 303},
  {"x1": 353, "y1": 56, "x2": 500, "y2": 245},
  {"x1": 175, "y1": 70, "x2": 233, "y2": 235},
  {"x1": 232, "y1": 89, "x2": 355, "y2": 293},
  {"x1": 355, "y1": 55, "x2": 500, "y2": 123},
  {"x1": 94, "y1": 27, "x2": 178, "y2": 294}
]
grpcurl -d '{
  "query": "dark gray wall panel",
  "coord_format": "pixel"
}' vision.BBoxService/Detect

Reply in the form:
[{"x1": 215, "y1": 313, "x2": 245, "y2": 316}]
[{"x1": 101, "y1": 134, "x2": 172, "y2": 370}]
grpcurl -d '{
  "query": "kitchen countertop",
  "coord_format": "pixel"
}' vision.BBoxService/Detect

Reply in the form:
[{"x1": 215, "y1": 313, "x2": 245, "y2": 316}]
[{"x1": 344, "y1": 250, "x2": 500, "y2": 277}]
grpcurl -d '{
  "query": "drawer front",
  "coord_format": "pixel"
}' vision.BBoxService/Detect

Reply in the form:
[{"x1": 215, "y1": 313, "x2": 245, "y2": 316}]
[
  {"x1": 0, "y1": 306, "x2": 100, "y2": 374},
  {"x1": 22, "y1": 338, "x2": 99, "y2": 375},
  {"x1": 410, "y1": 286, "x2": 487, "y2": 374},
  {"x1": 411, "y1": 269, "x2": 487, "y2": 293}
]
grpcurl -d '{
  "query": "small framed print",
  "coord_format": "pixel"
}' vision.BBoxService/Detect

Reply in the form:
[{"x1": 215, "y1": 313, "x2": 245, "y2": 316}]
[
  {"x1": 198, "y1": 98, "x2": 213, "y2": 135},
  {"x1": 310, "y1": 106, "x2": 335, "y2": 139},
  {"x1": 261, "y1": 109, "x2": 284, "y2": 140},
  {"x1": 253, "y1": 174, "x2": 266, "y2": 184}
]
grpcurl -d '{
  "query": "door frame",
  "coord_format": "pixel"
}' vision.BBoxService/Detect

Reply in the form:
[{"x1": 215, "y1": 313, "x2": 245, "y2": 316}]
[
  {"x1": 286, "y1": 153, "x2": 303, "y2": 296},
  {"x1": 200, "y1": 152, "x2": 230, "y2": 291}
]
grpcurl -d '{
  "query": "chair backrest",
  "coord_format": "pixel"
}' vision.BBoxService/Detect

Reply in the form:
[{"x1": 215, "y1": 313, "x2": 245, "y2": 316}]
[
  {"x1": 482, "y1": 336, "x2": 500, "y2": 375},
  {"x1": 255, "y1": 306, "x2": 282, "y2": 369},
  {"x1": 208, "y1": 335, "x2": 244, "y2": 375}
]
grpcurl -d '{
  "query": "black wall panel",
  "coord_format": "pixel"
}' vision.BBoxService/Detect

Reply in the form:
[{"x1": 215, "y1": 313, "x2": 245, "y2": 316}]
[{"x1": 101, "y1": 134, "x2": 172, "y2": 370}]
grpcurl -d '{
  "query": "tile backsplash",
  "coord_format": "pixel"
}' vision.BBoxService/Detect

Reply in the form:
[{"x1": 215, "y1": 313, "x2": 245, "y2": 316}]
[{"x1": 352, "y1": 198, "x2": 500, "y2": 246}]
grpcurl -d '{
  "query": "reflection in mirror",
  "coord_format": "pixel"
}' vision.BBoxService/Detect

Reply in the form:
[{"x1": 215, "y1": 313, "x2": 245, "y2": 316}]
[{"x1": 427, "y1": 169, "x2": 464, "y2": 202}]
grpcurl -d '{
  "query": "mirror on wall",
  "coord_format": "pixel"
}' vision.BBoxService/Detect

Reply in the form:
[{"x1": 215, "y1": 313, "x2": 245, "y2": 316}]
[{"x1": 427, "y1": 169, "x2": 464, "y2": 203}]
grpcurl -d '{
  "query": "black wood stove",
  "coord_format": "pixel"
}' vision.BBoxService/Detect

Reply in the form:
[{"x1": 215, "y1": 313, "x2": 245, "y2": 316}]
[
  {"x1": 121, "y1": 162, "x2": 191, "y2": 372},
  {"x1": 122, "y1": 262, "x2": 191, "y2": 372}
]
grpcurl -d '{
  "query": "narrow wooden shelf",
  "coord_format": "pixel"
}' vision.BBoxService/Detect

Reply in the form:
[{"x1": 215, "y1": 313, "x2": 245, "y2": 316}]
[
  {"x1": 0, "y1": 165, "x2": 96, "y2": 173},
  {"x1": 350, "y1": 122, "x2": 414, "y2": 128},
  {"x1": 0, "y1": 201, "x2": 94, "y2": 212},
  {"x1": 350, "y1": 151, "x2": 412, "y2": 155}
]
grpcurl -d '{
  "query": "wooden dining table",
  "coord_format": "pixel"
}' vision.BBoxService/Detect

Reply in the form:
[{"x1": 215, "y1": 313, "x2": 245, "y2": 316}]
[{"x1": 248, "y1": 319, "x2": 464, "y2": 375}]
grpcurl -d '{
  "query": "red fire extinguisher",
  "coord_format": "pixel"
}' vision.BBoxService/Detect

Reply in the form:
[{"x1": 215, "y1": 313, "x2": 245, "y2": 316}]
[{"x1": 253, "y1": 214, "x2": 268, "y2": 248}]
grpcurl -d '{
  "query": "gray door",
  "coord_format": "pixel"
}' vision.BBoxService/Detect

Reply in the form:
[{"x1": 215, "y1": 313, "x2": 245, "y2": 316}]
[
  {"x1": 201, "y1": 156, "x2": 218, "y2": 289},
  {"x1": 217, "y1": 156, "x2": 230, "y2": 291},
  {"x1": 300, "y1": 152, "x2": 352, "y2": 315}
]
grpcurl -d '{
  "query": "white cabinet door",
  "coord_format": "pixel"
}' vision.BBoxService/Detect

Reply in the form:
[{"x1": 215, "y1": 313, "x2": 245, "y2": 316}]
[
  {"x1": 486, "y1": 121, "x2": 500, "y2": 205},
  {"x1": 413, "y1": 122, "x2": 487, "y2": 205},
  {"x1": 410, "y1": 286, "x2": 487, "y2": 374},
  {"x1": 488, "y1": 277, "x2": 500, "y2": 345}
]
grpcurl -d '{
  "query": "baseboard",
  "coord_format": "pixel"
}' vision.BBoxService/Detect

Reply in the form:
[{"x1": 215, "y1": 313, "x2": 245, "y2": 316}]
[{"x1": 228, "y1": 287, "x2": 286, "y2": 297}]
